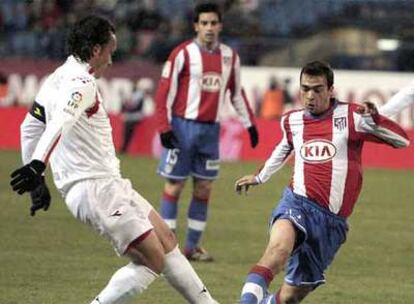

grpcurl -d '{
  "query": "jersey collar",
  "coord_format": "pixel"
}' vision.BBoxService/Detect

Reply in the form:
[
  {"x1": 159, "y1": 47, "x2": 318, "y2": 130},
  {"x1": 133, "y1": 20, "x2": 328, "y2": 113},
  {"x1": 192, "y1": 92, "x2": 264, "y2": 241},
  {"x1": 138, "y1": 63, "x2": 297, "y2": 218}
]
[
  {"x1": 194, "y1": 39, "x2": 220, "y2": 54},
  {"x1": 304, "y1": 98, "x2": 338, "y2": 120},
  {"x1": 67, "y1": 55, "x2": 94, "y2": 76}
]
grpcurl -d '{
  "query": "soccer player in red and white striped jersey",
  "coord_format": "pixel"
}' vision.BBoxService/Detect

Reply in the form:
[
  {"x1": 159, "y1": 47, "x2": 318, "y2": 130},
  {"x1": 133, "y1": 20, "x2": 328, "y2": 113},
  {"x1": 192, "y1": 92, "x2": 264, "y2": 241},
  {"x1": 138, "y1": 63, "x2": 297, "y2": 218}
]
[
  {"x1": 235, "y1": 61, "x2": 409, "y2": 304},
  {"x1": 155, "y1": 2, "x2": 258, "y2": 261}
]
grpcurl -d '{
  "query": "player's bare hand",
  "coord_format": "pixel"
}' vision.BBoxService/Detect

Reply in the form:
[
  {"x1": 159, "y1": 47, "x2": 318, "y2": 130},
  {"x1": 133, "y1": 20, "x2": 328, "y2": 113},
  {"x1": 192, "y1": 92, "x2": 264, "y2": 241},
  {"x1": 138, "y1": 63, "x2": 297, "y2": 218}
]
[
  {"x1": 235, "y1": 175, "x2": 258, "y2": 195},
  {"x1": 356, "y1": 101, "x2": 378, "y2": 115}
]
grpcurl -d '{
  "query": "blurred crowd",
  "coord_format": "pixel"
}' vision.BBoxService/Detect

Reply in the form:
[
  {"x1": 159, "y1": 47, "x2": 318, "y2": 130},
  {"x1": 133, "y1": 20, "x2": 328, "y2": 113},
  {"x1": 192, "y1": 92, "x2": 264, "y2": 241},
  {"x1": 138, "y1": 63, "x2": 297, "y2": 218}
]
[{"x1": 0, "y1": 0, "x2": 413, "y2": 70}]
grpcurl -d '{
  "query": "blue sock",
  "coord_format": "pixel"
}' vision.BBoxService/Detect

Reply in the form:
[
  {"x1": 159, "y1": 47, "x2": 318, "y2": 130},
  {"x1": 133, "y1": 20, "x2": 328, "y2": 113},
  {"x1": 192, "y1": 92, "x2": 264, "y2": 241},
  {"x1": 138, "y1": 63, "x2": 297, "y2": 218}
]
[
  {"x1": 185, "y1": 196, "x2": 208, "y2": 251},
  {"x1": 240, "y1": 265, "x2": 274, "y2": 304},
  {"x1": 159, "y1": 192, "x2": 178, "y2": 230}
]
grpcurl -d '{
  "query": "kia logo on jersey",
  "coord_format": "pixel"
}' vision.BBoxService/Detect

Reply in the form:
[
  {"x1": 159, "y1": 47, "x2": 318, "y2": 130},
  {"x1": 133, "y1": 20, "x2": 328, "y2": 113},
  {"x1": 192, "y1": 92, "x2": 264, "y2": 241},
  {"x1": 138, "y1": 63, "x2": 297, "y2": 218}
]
[
  {"x1": 300, "y1": 139, "x2": 337, "y2": 163},
  {"x1": 201, "y1": 72, "x2": 222, "y2": 92}
]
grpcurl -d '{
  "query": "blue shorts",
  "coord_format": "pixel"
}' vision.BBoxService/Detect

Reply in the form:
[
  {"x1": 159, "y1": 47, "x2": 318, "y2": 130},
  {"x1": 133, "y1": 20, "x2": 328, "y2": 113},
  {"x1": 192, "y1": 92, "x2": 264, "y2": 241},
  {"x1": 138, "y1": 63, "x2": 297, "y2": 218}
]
[
  {"x1": 270, "y1": 188, "x2": 348, "y2": 289},
  {"x1": 158, "y1": 116, "x2": 220, "y2": 180}
]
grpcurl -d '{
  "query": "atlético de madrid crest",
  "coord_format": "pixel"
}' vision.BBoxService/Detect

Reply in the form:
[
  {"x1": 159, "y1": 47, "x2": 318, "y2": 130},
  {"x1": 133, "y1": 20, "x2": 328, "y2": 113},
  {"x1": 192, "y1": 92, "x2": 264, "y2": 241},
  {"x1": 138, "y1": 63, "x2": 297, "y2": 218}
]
[
  {"x1": 223, "y1": 56, "x2": 231, "y2": 66},
  {"x1": 334, "y1": 117, "x2": 347, "y2": 131}
]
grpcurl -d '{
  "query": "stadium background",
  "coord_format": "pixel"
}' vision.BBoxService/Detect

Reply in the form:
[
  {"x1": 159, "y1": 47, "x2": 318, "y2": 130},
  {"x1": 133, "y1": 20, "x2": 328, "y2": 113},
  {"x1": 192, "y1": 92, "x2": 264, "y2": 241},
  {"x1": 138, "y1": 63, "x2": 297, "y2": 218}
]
[{"x1": 0, "y1": 1, "x2": 413, "y2": 303}]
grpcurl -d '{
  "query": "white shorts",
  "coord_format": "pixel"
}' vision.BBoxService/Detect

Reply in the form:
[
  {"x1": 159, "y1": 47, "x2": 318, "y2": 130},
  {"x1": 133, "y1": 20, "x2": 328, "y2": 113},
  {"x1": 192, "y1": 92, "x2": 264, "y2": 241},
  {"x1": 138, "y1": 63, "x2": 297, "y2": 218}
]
[{"x1": 65, "y1": 177, "x2": 154, "y2": 255}]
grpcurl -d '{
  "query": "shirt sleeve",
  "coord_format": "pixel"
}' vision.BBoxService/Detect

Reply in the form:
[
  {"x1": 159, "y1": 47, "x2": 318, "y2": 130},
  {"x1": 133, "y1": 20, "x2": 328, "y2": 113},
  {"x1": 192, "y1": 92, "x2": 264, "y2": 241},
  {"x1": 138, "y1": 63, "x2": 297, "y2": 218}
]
[
  {"x1": 353, "y1": 111, "x2": 410, "y2": 148},
  {"x1": 379, "y1": 81, "x2": 414, "y2": 118},
  {"x1": 21, "y1": 112, "x2": 46, "y2": 165},
  {"x1": 228, "y1": 53, "x2": 255, "y2": 128},
  {"x1": 30, "y1": 80, "x2": 96, "y2": 163},
  {"x1": 256, "y1": 116, "x2": 293, "y2": 183},
  {"x1": 155, "y1": 48, "x2": 185, "y2": 133}
]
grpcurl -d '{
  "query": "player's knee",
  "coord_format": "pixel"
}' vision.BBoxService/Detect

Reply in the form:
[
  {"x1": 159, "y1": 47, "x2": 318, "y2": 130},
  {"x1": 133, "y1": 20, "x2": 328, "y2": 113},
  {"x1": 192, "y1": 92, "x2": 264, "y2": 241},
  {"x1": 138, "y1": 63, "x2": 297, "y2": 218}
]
[
  {"x1": 145, "y1": 248, "x2": 166, "y2": 274},
  {"x1": 193, "y1": 180, "x2": 212, "y2": 198},
  {"x1": 160, "y1": 226, "x2": 178, "y2": 252},
  {"x1": 165, "y1": 179, "x2": 185, "y2": 196},
  {"x1": 152, "y1": 254, "x2": 166, "y2": 274},
  {"x1": 126, "y1": 237, "x2": 166, "y2": 274}
]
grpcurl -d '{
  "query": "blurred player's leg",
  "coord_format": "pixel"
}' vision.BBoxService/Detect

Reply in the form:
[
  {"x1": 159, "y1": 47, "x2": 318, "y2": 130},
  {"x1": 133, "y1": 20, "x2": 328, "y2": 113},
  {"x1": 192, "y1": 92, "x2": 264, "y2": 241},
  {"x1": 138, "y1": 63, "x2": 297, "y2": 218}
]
[
  {"x1": 184, "y1": 179, "x2": 214, "y2": 262},
  {"x1": 159, "y1": 191, "x2": 179, "y2": 231},
  {"x1": 159, "y1": 179, "x2": 185, "y2": 232},
  {"x1": 185, "y1": 195, "x2": 208, "y2": 253}
]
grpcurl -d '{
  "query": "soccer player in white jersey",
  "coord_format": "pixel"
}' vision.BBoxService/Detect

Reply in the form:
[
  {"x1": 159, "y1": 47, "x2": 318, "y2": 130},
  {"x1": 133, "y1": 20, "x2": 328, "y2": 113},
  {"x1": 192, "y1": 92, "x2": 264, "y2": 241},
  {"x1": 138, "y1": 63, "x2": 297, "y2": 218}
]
[
  {"x1": 9, "y1": 15, "x2": 218, "y2": 304},
  {"x1": 379, "y1": 80, "x2": 414, "y2": 118},
  {"x1": 234, "y1": 61, "x2": 409, "y2": 304},
  {"x1": 155, "y1": 2, "x2": 258, "y2": 262}
]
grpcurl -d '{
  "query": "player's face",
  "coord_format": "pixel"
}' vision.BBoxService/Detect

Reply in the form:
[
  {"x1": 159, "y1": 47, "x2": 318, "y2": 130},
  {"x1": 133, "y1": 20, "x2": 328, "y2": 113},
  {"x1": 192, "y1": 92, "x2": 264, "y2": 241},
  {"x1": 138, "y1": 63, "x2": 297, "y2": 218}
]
[
  {"x1": 300, "y1": 74, "x2": 334, "y2": 115},
  {"x1": 90, "y1": 32, "x2": 117, "y2": 78},
  {"x1": 194, "y1": 12, "x2": 222, "y2": 48}
]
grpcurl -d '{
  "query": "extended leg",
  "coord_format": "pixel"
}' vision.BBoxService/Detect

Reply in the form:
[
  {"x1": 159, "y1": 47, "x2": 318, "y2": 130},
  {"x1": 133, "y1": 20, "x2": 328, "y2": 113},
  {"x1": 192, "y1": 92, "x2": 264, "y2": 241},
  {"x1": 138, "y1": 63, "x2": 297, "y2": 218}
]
[
  {"x1": 90, "y1": 230, "x2": 165, "y2": 304},
  {"x1": 150, "y1": 209, "x2": 218, "y2": 303},
  {"x1": 240, "y1": 219, "x2": 296, "y2": 304}
]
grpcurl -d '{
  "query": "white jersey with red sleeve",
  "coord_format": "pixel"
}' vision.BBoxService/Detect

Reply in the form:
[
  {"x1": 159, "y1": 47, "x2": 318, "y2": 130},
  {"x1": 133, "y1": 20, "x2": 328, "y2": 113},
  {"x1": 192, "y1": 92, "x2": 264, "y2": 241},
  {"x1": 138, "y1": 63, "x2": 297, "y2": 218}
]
[
  {"x1": 256, "y1": 100, "x2": 409, "y2": 218},
  {"x1": 155, "y1": 40, "x2": 255, "y2": 133},
  {"x1": 20, "y1": 55, "x2": 121, "y2": 195}
]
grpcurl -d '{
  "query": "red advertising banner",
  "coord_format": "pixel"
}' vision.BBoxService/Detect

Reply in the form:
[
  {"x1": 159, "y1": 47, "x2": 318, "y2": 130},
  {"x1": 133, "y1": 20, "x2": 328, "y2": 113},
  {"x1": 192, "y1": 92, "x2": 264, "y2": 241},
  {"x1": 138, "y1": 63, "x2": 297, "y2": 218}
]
[{"x1": 1, "y1": 107, "x2": 413, "y2": 169}]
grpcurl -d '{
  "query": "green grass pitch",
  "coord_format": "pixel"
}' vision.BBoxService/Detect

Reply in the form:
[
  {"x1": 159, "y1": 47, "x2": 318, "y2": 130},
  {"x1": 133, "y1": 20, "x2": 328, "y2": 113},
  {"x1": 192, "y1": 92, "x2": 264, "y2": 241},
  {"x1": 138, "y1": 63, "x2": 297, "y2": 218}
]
[{"x1": 1, "y1": 150, "x2": 413, "y2": 303}]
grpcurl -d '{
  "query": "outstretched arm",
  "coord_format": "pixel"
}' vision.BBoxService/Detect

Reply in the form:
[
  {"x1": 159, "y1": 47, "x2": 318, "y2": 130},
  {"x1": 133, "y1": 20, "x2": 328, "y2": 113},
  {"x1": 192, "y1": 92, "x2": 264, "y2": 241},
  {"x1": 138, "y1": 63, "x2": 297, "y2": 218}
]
[
  {"x1": 235, "y1": 116, "x2": 293, "y2": 195},
  {"x1": 235, "y1": 174, "x2": 259, "y2": 195},
  {"x1": 355, "y1": 102, "x2": 410, "y2": 148},
  {"x1": 380, "y1": 81, "x2": 414, "y2": 118}
]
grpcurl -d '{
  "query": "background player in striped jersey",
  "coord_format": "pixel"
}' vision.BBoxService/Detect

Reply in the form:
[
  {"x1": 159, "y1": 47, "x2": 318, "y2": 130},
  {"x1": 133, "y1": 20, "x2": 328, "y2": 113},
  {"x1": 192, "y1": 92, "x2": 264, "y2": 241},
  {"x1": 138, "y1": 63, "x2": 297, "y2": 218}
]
[
  {"x1": 9, "y1": 15, "x2": 218, "y2": 304},
  {"x1": 234, "y1": 61, "x2": 409, "y2": 304},
  {"x1": 155, "y1": 2, "x2": 258, "y2": 261}
]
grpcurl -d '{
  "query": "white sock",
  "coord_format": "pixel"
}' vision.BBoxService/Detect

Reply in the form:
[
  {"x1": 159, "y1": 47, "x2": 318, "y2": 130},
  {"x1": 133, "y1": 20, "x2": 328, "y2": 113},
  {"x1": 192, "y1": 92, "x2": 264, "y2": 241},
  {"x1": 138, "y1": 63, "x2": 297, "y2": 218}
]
[
  {"x1": 90, "y1": 262, "x2": 158, "y2": 304},
  {"x1": 163, "y1": 246, "x2": 218, "y2": 303}
]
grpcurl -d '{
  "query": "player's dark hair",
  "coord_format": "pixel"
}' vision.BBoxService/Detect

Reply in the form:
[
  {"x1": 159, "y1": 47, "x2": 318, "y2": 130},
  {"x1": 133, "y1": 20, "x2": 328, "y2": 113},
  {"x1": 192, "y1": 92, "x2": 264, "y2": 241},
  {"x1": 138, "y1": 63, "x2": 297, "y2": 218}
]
[
  {"x1": 67, "y1": 15, "x2": 115, "y2": 62},
  {"x1": 193, "y1": 2, "x2": 222, "y2": 23},
  {"x1": 300, "y1": 61, "x2": 334, "y2": 88}
]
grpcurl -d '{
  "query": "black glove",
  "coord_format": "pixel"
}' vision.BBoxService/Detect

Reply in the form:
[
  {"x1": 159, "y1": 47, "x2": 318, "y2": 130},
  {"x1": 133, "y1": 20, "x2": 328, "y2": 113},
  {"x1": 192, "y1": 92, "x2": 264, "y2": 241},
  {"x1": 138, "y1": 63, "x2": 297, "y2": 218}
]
[
  {"x1": 10, "y1": 160, "x2": 46, "y2": 194},
  {"x1": 30, "y1": 177, "x2": 51, "y2": 216},
  {"x1": 247, "y1": 125, "x2": 259, "y2": 148},
  {"x1": 160, "y1": 130, "x2": 179, "y2": 149}
]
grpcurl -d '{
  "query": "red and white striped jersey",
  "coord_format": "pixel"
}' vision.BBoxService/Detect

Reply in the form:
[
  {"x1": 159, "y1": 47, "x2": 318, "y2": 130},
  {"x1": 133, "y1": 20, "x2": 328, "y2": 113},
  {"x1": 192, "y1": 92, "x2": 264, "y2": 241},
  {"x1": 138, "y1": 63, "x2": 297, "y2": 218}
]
[
  {"x1": 256, "y1": 101, "x2": 409, "y2": 218},
  {"x1": 155, "y1": 40, "x2": 255, "y2": 132}
]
